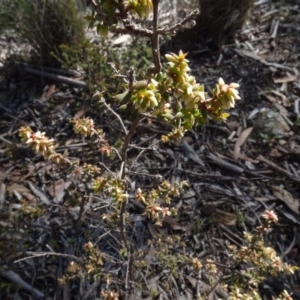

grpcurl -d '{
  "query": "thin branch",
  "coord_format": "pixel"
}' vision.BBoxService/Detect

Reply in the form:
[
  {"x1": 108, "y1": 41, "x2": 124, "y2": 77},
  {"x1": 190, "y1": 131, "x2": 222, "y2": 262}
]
[
  {"x1": 1, "y1": 269, "x2": 45, "y2": 299},
  {"x1": 118, "y1": 115, "x2": 142, "y2": 292},
  {"x1": 130, "y1": 140, "x2": 160, "y2": 169},
  {"x1": 207, "y1": 274, "x2": 224, "y2": 300},
  {"x1": 100, "y1": 98, "x2": 128, "y2": 135},
  {"x1": 257, "y1": 155, "x2": 300, "y2": 183},
  {"x1": 112, "y1": 21, "x2": 153, "y2": 37},
  {"x1": 158, "y1": 9, "x2": 199, "y2": 34},
  {"x1": 151, "y1": 0, "x2": 161, "y2": 73},
  {"x1": 21, "y1": 65, "x2": 87, "y2": 88},
  {"x1": 15, "y1": 251, "x2": 82, "y2": 263},
  {"x1": 15, "y1": 250, "x2": 120, "y2": 264},
  {"x1": 121, "y1": 116, "x2": 142, "y2": 163},
  {"x1": 90, "y1": 0, "x2": 198, "y2": 43},
  {"x1": 89, "y1": 0, "x2": 119, "y2": 27},
  {"x1": 111, "y1": 147, "x2": 122, "y2": 161}
]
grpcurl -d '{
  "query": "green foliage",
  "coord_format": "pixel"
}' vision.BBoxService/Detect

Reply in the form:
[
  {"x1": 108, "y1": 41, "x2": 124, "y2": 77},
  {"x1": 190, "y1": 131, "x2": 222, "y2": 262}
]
[
  {"x1": 55, "y1": 37, "x2": 152, "y2": 92},
  {"x1": 59, "y1": 242, "x2": 104, "y2": 284},
  {"x1": 114, "y1": 52, "x2": 240, "y2": 141},
  {"x1": 56, "y1": 40, "x2": 118, "y2": 91},
  {"x1": 227, "y1": 211, "x2": 298, "y2": 298},
  {"x1": 85, "y1": 0, "x2": 153, "y2": 33},
  {"x1": 0, "y1": 0, "x2": 86, "y2": 66},
  {"x1": 119, "y1": 38, "x2": 152, "y2": 77}
]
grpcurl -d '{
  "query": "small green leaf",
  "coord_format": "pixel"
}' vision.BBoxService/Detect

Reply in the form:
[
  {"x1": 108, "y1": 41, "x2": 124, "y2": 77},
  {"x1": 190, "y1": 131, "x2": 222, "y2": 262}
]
[
  {"x1": 134, "y1": 80, "x2": 148, "y2": 90},
  {"x1": 97, "y1": 24, "x2": 109, "y2": 38},
  {"x1": 175, "y1": 112, "x2": 184, "y2": 118},
  {"x1": 113, "y1": 91, "x2": 131, "y2": 102},
  {"x1": 162, "y1": 113, "x2": 174, "y2": 120}
]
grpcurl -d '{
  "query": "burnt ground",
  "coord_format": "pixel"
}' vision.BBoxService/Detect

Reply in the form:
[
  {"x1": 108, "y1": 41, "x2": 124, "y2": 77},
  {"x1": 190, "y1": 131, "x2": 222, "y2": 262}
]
[{"x1": 0, "y1": 0, "x2": 300, "y2": 299}]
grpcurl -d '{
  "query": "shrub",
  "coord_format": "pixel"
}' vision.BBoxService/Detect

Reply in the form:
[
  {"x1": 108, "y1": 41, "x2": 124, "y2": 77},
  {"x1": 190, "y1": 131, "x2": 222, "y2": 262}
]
[
  {"x1": 16, "y1": 1, "x2": 296, "y2": 299},
  {"x1": 196, "y1": 0, "x2": 255, "y2": 39},
  {"x1": 0, "y1": 0, "x2": 86, "y2": 66}
]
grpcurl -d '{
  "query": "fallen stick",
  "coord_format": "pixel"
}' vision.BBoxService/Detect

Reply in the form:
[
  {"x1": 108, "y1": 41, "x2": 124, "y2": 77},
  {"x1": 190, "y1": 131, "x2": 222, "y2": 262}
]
[
  {"x1": 207, "y1": 153, "x2": 244, "y2": 174},
  {"x1": 257, "y1": 155, "x2": 300, "y2": 183},
  {"x1": 1, "y1": 269, "x2": 45, "y2": 299},
  {"x1": 20, "y1": 63, "x2": 83, "y2": 77},
  {"x1": 20, "y1": 65, "x2": 87, "y2": 88}
]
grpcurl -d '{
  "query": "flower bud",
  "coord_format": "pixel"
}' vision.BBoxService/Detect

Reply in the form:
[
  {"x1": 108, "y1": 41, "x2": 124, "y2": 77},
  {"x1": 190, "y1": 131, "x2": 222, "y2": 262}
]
[{"x1": 165, "y1": 53, "x2": 178, "y2": 64}]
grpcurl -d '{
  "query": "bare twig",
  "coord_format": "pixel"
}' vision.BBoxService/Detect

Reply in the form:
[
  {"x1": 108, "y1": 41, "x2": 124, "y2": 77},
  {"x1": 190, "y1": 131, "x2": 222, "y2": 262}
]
[
  {"x1": 114, "y1": 20, "x2": 153, "y2": 37},
  {"x1": 100, "y1": 98, "x2": 128, "y2": 135},
  {"x1": 119, "y1": 115, "x2": 142, "y2": 291},
  {"x1": 21, "y1": 65, "x2": 87, "y2": 88},
  {"x1": 16, "y1": 250, "x2": 121, "y2": 265},
  {"x1": 257, "y1": 155, "x2": 300, "y2": 183},
  {"x1": 207, "y1": 153, "x2": 244, "y2": 174},
  {"x1": 175, "y1": 168, "x2": 236, "y2": 181},
  {"x1": 14, "y1": 251, "x2": 82, "y2": 263},
  {"x1": 207, "y1": 274, "x2": 224, "y2": 300},
  {"x1": 151, "y1": 0, "x2": 161, "y2": 73},
  {"x1": 158, "y1": 9, "x2": 199, "y2": 34},
  {"x1": 21, "y1": 63, "x2": 82, "y2": 77},
  {"x1": 121, "y1": 116, "x2": 142, "y2": 165},
  {"x1": 1, "y1": 269, "x2": 45, "y2": 299},
  {"x1": 130, "y1": 140, "x2": 161, "y2": 169},
  {"x1": 270, "y1": 19, "x2": 279, "y2": 39}
]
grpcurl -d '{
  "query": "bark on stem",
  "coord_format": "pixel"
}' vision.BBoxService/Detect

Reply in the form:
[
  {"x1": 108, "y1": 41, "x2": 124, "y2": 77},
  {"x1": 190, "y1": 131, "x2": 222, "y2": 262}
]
[
  {"x1": 151, "y1": 0, "x2": 161, "y2": 74},
  {"x1": 119, "y1": 115, "x2": 142, "y2": 291}
]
